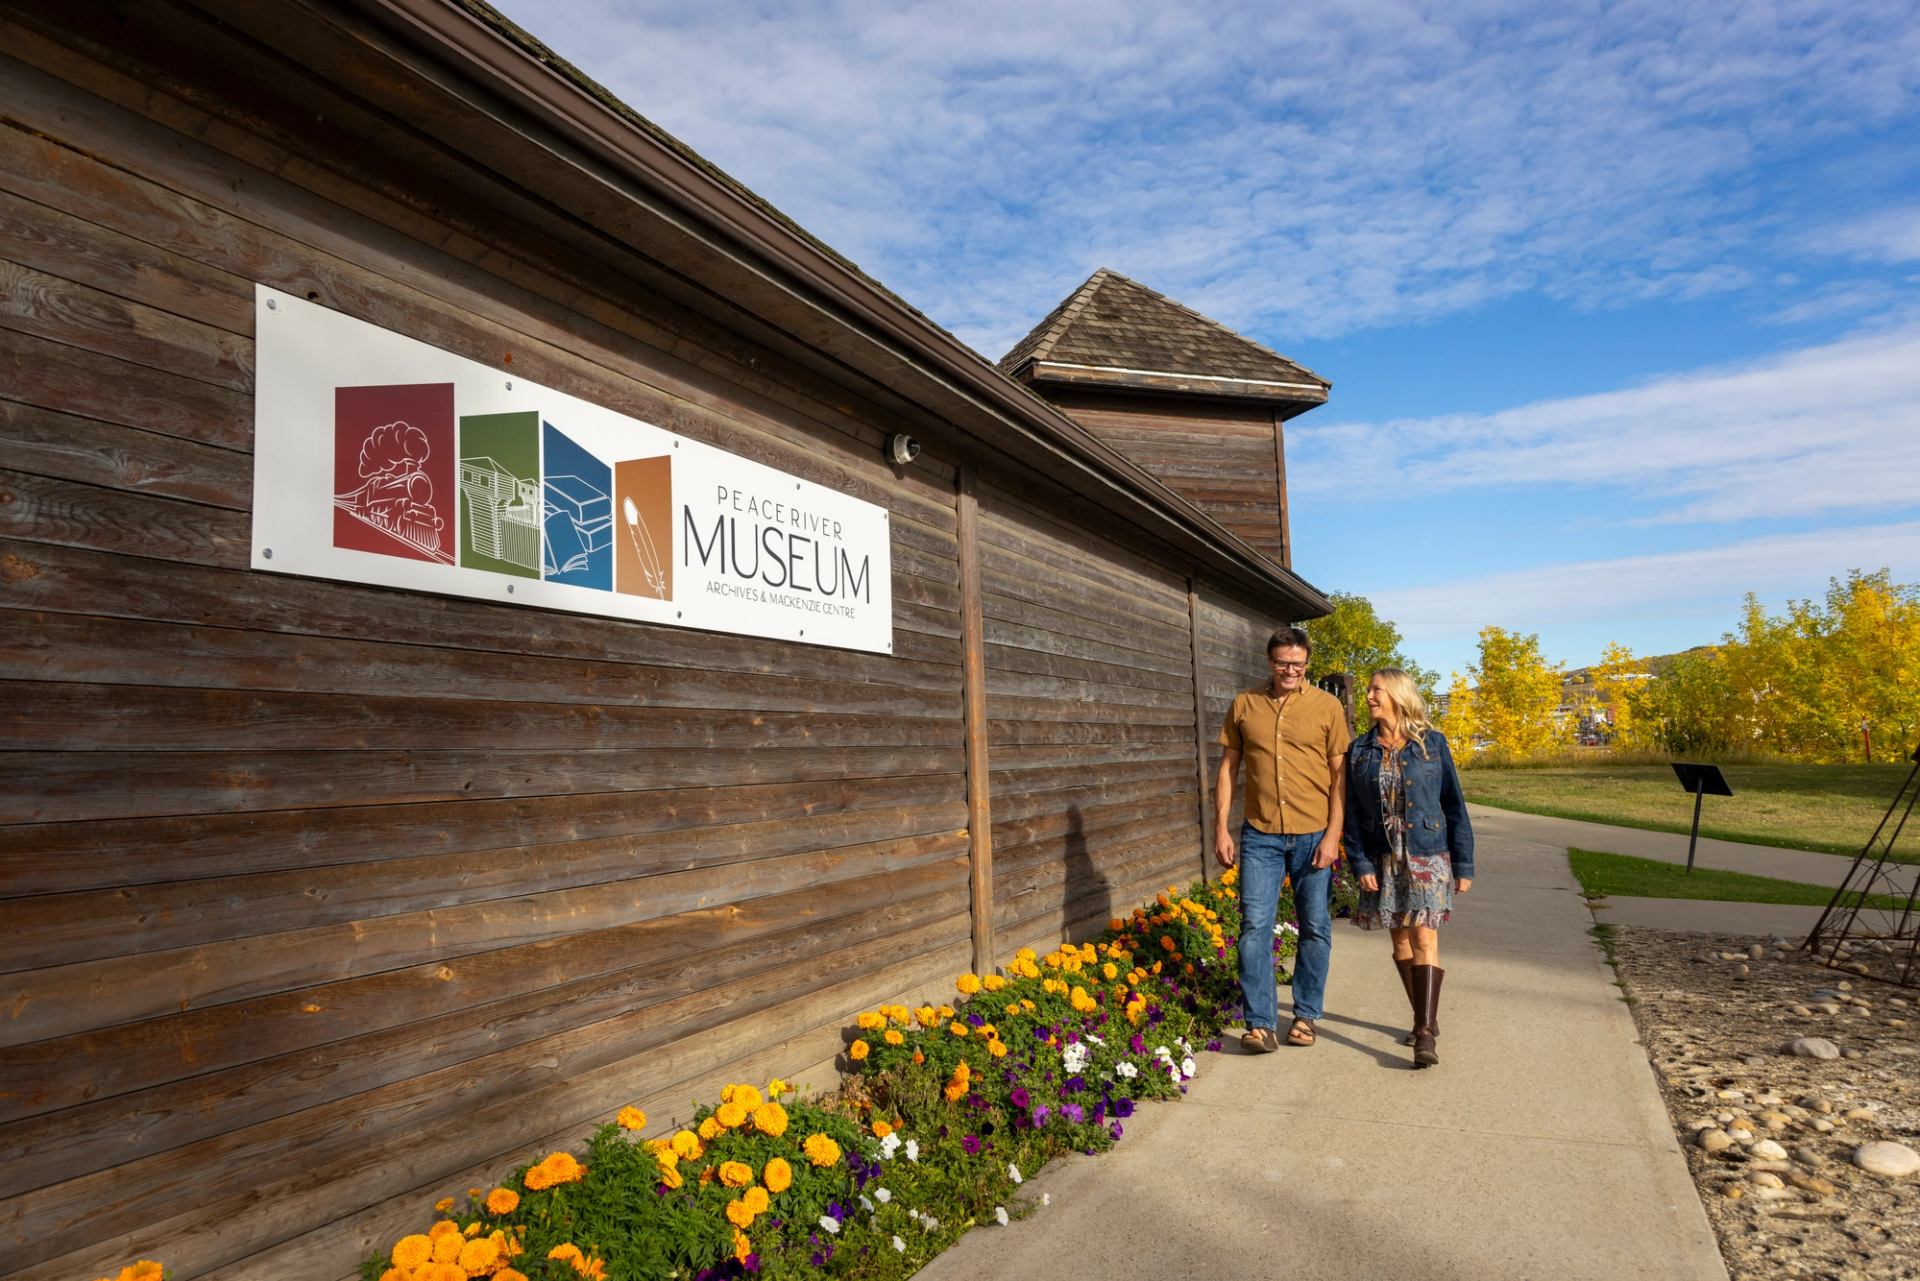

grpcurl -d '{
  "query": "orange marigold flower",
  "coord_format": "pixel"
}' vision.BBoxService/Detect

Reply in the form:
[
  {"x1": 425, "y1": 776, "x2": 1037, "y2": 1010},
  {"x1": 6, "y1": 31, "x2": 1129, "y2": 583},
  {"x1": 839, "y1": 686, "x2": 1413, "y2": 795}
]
[
  {"x1": 734, "y1": 1229, "x2": 754, "y2": 1263},
  {"x1": 435, "y1": 1196, "x2": 455, "y2": 1213},
  {"x1": 872, "y1": 1120, "x2": 892, "y2": 1139},
  {"x1": 379, "y1": 1270, "x2": 406, "y2": 1281},
  {"x1": 802, "y1": 1133, "x2": 842, "y2": 1167},
  {"x1": 763, "y1": 1156, "x2": 793, "y2": 1193},
  {"x1": 393, "y1": 1235, "x2": 435, "y2": 1268},
  {"x1": 418, "y1": 1263, "x2": 467, "y2": 1281},
  {"x1": 915, "y1": 1005, "x2": 937, "y2": 1026},
  {"x1": 485, "y1": 1187, "x2": 520, "y2": 1216},
  {"x1": 912, "y1": 1050, "x2": 924, "y2": 1064},
  {"x1": 988, "y1": 1038, "x2": 1008, "y2": 1058},
  {"x1": 856, "y1": 1011, "x2": 886, "y2": 1030},
  {"x1": 949, "y1": 1021, "x2": 969, "y2": 1037},
  {"x1": 723, "y1": 1083, "x2": 763, "y2": 1109},
  {"x1": 659, "y1": 1165, "x2": 684, "y2": 1190},
  {"x1": 943, "y1": 1081, "x2": 967, "y2": 1102},
  {"x1": 955, "y1": 973, "x2": 982, "y2": 995},
  {"x1": 850, "y1": 1039, "x2": 870, "y2": 1061},
  {"x1": 547, "y1": 1244, "x2": 584, "y2": 1269},
  {"x1": 458, "y1": 1236, "x2": 502, "y2": 1274},
  {"x1": 431, "y1": 1231, "x2": 464, "y2": 1263},
  {"x1": 1160, "y1": 935, "x2": 1176, "y2": 951},
  {"x1": 752, "y1": 1102, "x2": 788, "y2": 1137},
  {"x1": 697, "y1": 1115, "x2": 723, "y2": 1141},
  {"x1": 464, "y1": 1222, "x2": 483, "y2": 1238},
  {"x1": 884, "y1": 1029, "x2": 904, "y2": 1045},
  {"x1": 671, "y1": 1129, "x2": 704, "y2": 1160},
  {"x1": 616, "y1": 1106, "x2": 647, "y2": 1131},
  {"x1": 982, "y1": 974, "x2": 1007, "y2": 992},
  {"x1": 715, "y1": 1101, "x2": 749, "y2": 1129},
  {"x1": 429, "y1": 1221, "x2": 462, "y2": 1240},
  {"x1": 497, "y1": 1271, "x2": 529, "y2": 1281},
  {"x1": 718, "y1": 1160, "x2": 754, "y2": 1189},
  {"x1": 743, "y1": 1186, "x2": 770, "y2": 1215},
  {"x1": 725, "y1": 1197, "x2": 757, "y2": 1229}
]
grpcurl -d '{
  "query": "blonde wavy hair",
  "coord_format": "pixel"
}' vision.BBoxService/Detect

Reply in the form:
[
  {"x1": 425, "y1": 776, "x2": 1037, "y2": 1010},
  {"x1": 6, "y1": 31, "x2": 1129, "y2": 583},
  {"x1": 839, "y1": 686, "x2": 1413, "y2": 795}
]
[{"x1": 1370, "y1": 668, "x2": 1433, "y2": 757}]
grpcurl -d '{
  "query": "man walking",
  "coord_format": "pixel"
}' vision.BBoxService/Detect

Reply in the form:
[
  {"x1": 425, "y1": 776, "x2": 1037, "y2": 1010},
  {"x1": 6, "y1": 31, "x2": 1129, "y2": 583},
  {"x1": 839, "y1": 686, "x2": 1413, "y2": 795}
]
[{"x1": 1216, "y1": 626, "x2": 1350, "y2": 1051}]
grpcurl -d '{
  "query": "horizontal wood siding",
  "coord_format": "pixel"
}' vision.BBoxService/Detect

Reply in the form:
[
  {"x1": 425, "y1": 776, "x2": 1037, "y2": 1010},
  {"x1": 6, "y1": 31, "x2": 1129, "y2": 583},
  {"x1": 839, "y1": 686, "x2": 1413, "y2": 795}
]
[
  {"x1": 0, "y1": 18, "x2": 971, "y2": 1280},
  {"x1": 1045, "y1": 389, "x2": 1285, "y2": 562},
  {"x1": 977, "y1": 480, "x2": 1204, "y2": 957},
  {"x1": 1197, "y1": 587, "x2": 1284, "y2": 873}
]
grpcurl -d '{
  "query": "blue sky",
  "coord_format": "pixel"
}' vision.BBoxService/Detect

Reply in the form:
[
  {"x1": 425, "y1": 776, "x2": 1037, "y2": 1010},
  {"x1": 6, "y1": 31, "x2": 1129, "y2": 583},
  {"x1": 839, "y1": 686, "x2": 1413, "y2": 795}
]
[{"x1": 498, "y1": 0, "x2": 1920, "y2": 678}]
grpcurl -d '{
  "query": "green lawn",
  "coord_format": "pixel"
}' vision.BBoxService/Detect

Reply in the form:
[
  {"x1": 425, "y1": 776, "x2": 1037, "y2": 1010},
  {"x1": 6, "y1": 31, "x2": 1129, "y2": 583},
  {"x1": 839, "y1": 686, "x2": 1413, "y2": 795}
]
[
  {"x1": 1567, "y1": 847, "x2": 1908, "y2": 908},
  {"x1": 1464, "y1": 761, "x2": 1916, "y2": 859}
]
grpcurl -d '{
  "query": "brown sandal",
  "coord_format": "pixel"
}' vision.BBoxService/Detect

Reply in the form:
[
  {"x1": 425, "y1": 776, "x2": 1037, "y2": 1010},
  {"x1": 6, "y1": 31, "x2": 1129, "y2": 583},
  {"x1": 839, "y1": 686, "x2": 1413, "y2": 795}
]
[
  {"x1": 1286, "y1": 1018, "x2": 1317, "y2": 1047},
  {"x1": 1239, "y1": 1026, "x2": 1281, "y2": 1053}
]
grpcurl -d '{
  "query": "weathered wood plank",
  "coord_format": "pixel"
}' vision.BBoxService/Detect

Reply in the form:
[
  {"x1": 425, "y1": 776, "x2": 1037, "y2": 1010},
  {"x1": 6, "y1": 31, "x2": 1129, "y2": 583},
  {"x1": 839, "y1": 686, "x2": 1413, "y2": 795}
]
[
  {"x1": 0, "y1": 863, "x2": 967, "y2": 1198},
  {"x1": 0, "y1": 764, "x2": 964, "y2": 897},
  {"x1": 0, "y1": 467, "x2": 246, "y2": 567},
  {"x1": 956, "y1": 462, "x2": 993, "y2": 975},
  {"x1": 0, "y1": 326, "x2": 250, "y2": 450},
  {"x1": 0, "y1": 540, "x2": 959, "y2": 688},
  {"x1": 0, "y1": 400, "x2": 250, "y2": 509},
  {"x1": 0, "y1": 799, "x2": 970, "y2": 971},
  {"x1": 1, "y1": 682, "x2": 958, "y2": 753}
]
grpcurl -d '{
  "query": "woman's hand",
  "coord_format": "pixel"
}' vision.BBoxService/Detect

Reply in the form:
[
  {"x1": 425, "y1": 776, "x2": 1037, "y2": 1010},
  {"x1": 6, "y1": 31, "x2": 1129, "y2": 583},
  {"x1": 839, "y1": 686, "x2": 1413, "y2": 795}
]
[
  {"x1": 1456, "y1": 877, "x2": 1472, "y2": 893},
  {"x1": 1359, "y1": 874, "x2": 1379, "y2": 892}
]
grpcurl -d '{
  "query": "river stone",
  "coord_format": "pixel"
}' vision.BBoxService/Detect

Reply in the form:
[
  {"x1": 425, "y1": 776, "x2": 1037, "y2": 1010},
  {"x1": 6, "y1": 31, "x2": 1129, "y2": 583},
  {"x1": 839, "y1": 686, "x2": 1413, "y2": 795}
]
[
  {"x1": 1749, "y1": 1139, "x2": 1789, "y2": 1161},
  {"x1": 1749, "y1": 943, "x2": 1766, "y2": 961},
  {"x1": 1844, "y1": 1107, "x2": 1875, "y2": 1121},
  {"x1": 1698, "y1": 1129, "x2": 1736, "y2": 1154},
  {"x1": 1789, "y1": 1171, "x2": 1838, "y2": 1197},
  {"x1": 1852, "y1": 1141, "x2": 1920, "y2": 1177},
  {"x1": 1787, "y1": 1037, "x2": 1841, "y2": 1059},
  {"x1": 1749, "y1": 1171, "x2": 1785, "y2": 1189}
]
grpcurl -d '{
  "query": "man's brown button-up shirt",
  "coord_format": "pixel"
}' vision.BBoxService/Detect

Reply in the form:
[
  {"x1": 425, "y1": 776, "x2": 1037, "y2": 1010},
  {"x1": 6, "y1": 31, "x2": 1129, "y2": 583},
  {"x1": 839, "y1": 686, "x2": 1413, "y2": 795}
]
[{"x1": 1218, "y1": 683, "x2": 1353, "y2": 835}]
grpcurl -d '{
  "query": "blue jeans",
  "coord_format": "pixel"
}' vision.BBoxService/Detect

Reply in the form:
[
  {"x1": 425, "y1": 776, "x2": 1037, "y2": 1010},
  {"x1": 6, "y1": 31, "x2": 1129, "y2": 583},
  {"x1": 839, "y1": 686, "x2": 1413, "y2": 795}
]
[{"x1": 1237, "y1": 824, "x2": 1333, "y2": 1027}]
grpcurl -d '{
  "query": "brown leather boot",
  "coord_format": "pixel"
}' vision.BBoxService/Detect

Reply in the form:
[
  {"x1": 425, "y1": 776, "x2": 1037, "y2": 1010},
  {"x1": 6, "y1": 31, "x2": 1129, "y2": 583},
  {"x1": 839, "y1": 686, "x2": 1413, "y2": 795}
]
[
  {"x1": 1395, "y1": 956, "x2": 1417, "y2": 1046},
  {"x1": 1412, "y1": 965, "x2": 1444, "y2": 1068}
]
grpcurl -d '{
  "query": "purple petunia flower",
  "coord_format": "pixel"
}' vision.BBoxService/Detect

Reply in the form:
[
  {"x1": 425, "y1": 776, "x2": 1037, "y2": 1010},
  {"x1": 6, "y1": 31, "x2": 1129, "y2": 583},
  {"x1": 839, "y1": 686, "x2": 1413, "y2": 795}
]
[
  {"x1": 1129, "y1": 1033, "x2": 1147, "y2": 1054},
  {"x1": 962, "y1": 1134, "x2": 982, "y2": 1154},
  {"x1": 1062, "y1": 1102, "x2": 1085, "y2": 1124},
  {"x1": 968, "y1": 1011, "x2": 986, "y2": 1027},
  {"x1": 1032, "y1": 1104, "x2": 1051, "y2": 1126},
  {"x1": 1010, "y1": 1085, "x2": 1030, "y2": 1109},
  {"x1": 1061, "y1": 1075, "x2": 1086, "y2": 1094},
  {"x1": 1109, "y1": 1121, "x2": 1124, "y2": 1140},
  {"x1": 1114, "y1": 1097, "x2": 1136, "y2": 1118}
]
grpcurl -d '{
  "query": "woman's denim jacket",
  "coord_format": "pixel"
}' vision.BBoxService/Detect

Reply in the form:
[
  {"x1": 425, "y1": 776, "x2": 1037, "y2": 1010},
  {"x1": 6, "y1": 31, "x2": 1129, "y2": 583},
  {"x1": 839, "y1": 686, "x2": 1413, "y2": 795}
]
[{"x1": 1340, "y1": 727, "x2": 1475, "y2": 881}]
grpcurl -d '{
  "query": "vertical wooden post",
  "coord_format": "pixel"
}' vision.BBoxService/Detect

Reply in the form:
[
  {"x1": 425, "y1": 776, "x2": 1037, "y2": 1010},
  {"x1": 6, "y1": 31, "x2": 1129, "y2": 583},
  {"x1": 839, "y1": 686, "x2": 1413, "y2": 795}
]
[
  {"x1": 1187, "y1": 578, "x2": 1212, "y2": 882},
  {"x1": 1272, "y1": 408, "x2": 1292, "y2": 570},
  {"x1": 956, "y1": 461, "x2": 995, "y2": 973}
]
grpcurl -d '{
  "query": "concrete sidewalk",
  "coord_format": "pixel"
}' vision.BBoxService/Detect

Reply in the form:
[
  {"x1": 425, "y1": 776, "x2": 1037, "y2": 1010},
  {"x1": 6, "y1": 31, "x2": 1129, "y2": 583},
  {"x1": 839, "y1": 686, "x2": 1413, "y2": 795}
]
[{"x1": 915, "y1": 823, "x2": 1727, "y2": 1281}]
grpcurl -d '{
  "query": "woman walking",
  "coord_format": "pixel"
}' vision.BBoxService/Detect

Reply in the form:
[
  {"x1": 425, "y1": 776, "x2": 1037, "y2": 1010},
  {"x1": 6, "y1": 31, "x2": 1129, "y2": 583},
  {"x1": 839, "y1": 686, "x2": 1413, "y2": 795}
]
[{"x1": 1342, "y1": 669, "x2": 1474, "y2": 1068}]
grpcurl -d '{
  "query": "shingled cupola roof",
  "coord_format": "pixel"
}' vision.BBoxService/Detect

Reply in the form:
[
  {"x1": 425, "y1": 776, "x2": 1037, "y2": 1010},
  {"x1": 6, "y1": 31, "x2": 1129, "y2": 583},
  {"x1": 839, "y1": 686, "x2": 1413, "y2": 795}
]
[{"x1": 999, "y1": 269, "x2": 1330, "y2": 405}]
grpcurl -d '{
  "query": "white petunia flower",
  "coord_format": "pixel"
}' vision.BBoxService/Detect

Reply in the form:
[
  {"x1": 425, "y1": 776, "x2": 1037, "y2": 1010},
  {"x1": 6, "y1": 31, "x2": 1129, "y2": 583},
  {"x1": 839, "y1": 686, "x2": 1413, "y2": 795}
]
[
  {"x1": 1115, "y1": 1062, "x2": 1138, "y2": 1080},
  {"x1": 1042, "y1": 1192, "x2": 1052, "y2": 1206},
  {"x1": 1008, "y1": 1163, "x2": 1022, "y2": 1184},
  {"x1": 904, "y1": 1139, "x2": 919, "y2": 1162},
  {"x1": 1182, "y1": 1056, "x2": 1198, "y2": 1077},
  {"x1": 875, "y1": 1187, "x2": 892, "y2": 1203},
  {"x1": 892, "y1": 1236, "x2": 906, "y2": 1253},
  {"x1": 819, "y1": 1215, "x2": 840, "y2": 1235},
  {"x1": 879, "y1": 1133, "x2": 901, "y2": 1159},
  {"x1": 859, "y1": 1195, "x2": 874, "y2": 1212},
  {"x1": 995, "y1": 1206, "x2": 1010, "y2": 1226},
  {"x1": 922, "y1": 1215, "x2": 939, "y2": 1232},
  {"x1": 1085, "y1": 1032, "x2": 1104, "y2": 1045}
]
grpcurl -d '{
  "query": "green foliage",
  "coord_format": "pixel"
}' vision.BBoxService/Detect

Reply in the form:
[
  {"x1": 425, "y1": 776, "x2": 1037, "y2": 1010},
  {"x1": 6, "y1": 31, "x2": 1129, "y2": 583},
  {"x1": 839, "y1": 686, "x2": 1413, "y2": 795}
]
[
  {"x1": 1305, "y1": 592, "x2": 1436, "y2": 728},
  {"x1": 1469, "y1": 626, "x2": 1566, "y2": 759},
  {"x1": 1567, "y1": 847, "x2": 1904, "y2": 907}
]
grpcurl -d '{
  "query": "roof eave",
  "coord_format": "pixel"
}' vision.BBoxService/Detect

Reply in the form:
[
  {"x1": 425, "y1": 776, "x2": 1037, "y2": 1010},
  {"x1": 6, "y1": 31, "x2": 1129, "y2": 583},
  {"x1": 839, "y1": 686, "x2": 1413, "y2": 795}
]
[{"x1": 348, "y1": 0, "x2": 1333, "y2": 617}]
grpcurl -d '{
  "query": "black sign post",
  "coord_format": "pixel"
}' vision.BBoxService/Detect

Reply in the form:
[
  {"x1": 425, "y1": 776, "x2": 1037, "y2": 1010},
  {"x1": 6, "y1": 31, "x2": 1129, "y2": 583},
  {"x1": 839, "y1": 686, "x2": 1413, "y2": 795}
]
[{"x1": 1672, "y1": 763, "x2": 1734, "y2": 875}]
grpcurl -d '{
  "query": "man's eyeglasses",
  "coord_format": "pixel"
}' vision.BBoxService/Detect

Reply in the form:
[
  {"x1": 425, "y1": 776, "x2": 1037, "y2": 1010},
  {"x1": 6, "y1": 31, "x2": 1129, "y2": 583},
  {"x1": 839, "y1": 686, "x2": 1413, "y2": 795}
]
[{"x1": 1268, "y1": 660, "x2": 1308, "y2": 672}]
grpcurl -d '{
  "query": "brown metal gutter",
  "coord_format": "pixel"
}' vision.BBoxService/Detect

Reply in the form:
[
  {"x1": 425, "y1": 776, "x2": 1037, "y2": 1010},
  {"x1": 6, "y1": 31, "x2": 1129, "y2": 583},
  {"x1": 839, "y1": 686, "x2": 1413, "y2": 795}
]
[{"x1": 337, "y1": 0, "x2": 1332, "y2": 616}]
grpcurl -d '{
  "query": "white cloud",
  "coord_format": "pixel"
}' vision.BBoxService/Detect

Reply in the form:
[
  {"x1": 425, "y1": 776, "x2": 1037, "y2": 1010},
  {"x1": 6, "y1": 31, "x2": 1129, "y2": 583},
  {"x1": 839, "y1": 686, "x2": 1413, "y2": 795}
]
[
  {"x1": 1368, "y1": 521, "x2": 1920, "y2": 640},
  {"x1": 1822, "y1": 206, "x2": 1920, "y2": 264},
  {"x1": 1288, "y1": 321, "x2": 1920, "y2": 525},
  {"x1": 494, "y1": 0, "x2": 1920, "y2": 353}
]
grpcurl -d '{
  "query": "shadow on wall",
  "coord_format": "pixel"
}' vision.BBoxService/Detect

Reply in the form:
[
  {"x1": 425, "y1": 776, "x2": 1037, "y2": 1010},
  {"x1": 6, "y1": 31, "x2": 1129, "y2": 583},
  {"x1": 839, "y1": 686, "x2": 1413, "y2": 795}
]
[{"x1": 1062, "y1": 803, "x2": 1113, "y2": 938}]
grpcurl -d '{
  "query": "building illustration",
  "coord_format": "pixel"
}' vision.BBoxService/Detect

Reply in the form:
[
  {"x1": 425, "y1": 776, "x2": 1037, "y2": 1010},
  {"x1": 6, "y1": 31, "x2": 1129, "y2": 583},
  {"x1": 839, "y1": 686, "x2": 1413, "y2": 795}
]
[{"x1": 458, "y1": 454, "x2": 541, "y2": 573}]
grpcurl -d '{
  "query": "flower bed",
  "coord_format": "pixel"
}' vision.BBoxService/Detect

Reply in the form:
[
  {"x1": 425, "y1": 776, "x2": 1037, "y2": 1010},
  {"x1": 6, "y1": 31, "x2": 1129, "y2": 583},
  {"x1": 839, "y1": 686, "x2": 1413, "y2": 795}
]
[{"x1": 108, "y1": 864, "x2": 1325, "y2": 1281}]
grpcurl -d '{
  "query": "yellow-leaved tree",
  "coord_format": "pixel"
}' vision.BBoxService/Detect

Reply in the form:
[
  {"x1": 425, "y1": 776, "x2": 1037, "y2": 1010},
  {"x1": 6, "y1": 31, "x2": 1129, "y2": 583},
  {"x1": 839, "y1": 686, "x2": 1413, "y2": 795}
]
[
  {"x1": 1589, "y1": 641, "x2": 1650, "y2": 746},
  {"x1": 1470, "y1": 626, "x2": 1566, "y2": 759},
  {"x1": 1438, "y1": 671, "x2": 1478, "y2": 757}
]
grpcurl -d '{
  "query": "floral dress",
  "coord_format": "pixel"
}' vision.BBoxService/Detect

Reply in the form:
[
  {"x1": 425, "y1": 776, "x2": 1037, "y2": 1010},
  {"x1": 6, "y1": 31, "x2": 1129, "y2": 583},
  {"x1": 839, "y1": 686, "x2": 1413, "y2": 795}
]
[{"x1": 1353, "y1": 746, "x2": 1454, "y2": 930}]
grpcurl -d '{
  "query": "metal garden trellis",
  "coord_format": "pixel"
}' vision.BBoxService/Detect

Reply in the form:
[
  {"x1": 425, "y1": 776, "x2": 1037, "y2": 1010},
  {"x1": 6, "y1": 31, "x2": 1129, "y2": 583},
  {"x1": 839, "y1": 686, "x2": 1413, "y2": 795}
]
[{"x1": 1805, "y1": 744, "x2": 1920, "y2": 988}]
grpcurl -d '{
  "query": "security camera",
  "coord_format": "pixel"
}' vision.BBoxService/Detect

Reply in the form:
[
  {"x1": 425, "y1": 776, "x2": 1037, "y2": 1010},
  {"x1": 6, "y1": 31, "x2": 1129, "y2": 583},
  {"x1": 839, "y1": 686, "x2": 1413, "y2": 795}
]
[{"x1": 887, "y1": 433, "x2": 921, "y2": 466}]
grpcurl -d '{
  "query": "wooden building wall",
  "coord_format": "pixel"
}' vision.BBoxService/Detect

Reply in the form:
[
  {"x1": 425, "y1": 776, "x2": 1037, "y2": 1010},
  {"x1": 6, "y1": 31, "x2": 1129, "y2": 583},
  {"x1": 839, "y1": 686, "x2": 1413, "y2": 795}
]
[
  {"x1": 0, "y1": 8, "x2": 1315, "y2": 1279},
  {"x1": 1041, "y1": 388, "x2": 1290, "y2": 566}
]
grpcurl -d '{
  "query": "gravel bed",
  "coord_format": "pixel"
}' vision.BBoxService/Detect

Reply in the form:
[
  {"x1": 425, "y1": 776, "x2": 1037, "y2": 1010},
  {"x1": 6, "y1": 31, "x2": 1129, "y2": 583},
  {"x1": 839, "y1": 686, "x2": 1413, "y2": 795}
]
[{"x1": 1606, "y1": 925, "x2": 1920, "y2": 1281}]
